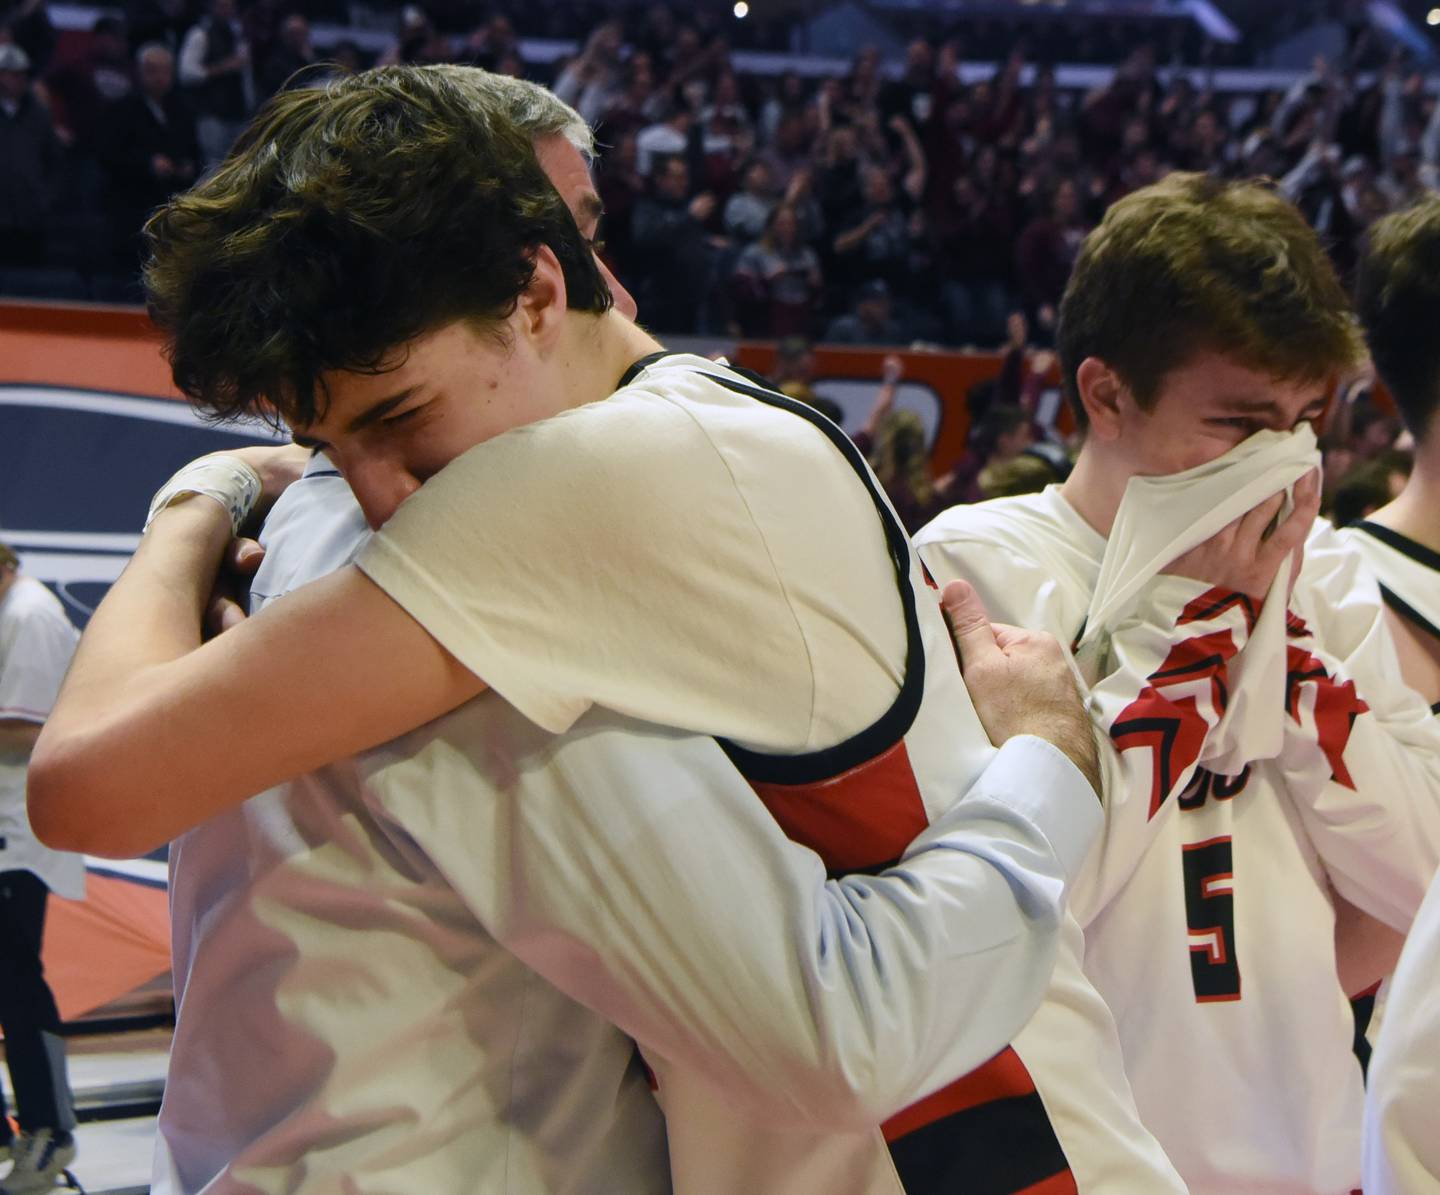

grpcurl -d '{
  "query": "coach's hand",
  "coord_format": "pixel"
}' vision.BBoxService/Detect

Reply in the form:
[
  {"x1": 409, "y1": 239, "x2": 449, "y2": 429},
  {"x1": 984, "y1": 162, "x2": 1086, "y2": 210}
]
[
  {"x1": 1164, "y1": 468, "x2": 1320, "y2": 602},
  {"x1": 942, "y1": 580, "x2": 1101, "y2": 800}
]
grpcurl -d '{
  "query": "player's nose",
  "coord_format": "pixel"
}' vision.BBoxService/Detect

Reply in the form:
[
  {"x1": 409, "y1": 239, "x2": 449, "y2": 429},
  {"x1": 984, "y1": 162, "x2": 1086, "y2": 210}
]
[
  {"x1": 347, "y1": 458, "x2": 422, "y2": 530},
  {"x1": 598, "y1": 258, "x2": 638, "y2": 321}
]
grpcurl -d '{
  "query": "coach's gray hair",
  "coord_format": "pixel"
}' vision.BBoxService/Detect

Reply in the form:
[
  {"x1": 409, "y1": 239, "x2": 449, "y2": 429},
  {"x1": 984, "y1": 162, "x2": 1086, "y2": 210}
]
[{"x1": 429, "y1": 65, "x2": 595, "y2": 160}]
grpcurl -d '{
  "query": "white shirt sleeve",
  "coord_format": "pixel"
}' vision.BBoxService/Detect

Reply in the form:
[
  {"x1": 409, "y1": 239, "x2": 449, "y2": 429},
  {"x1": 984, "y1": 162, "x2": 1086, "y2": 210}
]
[
  {"x1": 365, "y1": 703, "x2": 1101, "y2": 1129},
  {"x1": 0, "y1": 585, "x2": 78, "y2": 724},
  {"x1": 1364, "y1": 870, "x2": 1440, "y2": 1194},
  {"x1": 356, "y1": 387, "x2": 901, "y2": 754}
]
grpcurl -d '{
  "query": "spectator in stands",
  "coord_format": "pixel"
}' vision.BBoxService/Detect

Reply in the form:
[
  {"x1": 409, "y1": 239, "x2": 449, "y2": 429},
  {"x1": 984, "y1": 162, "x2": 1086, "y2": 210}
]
[
  {"x1": 1016, "y1": 176, "x2": 1090, "y2": 336},
  {"x1": 830, "y1": 163, "x2": 912, "y2": 299},
  {"x1": 2, "y1": 0, "x2": 54, "y2": 74},
  {"x1": 125, "y1": 0, "x2": 190, "y2": 55},
  {"x1": 178, "y1": 0, "x2": 252, "y2": 167},
  {"x1": 851, "y1": 355, "x2": 958, "y2": 532},
  {"x1": 462, "y1": 13, "x2": 517, "y2": 74},
  {"x1": 722, "y1": 157, "x2": 774, "y2": 242},
  {"x1": 595, "y1": 51, "x2": 657, "y2": 143},
  {"x1": 630, "y1": 153, "x2": 719, "y2": 332},
  {"x1": 0, "y1": 44, "x2": 61, "y2": 271},
  {"x1": 972, "y1": 403, "x2": 1035, "y2": 497},
  {"x1": 376, "y1": 5, "x2": 438, "y2": 67},
  {"x1": 43, "y1": 14, "x2": 132, "y2": 151},
  {"x1": 553, "y1": 20, "x2": 624, "y2": 127},
  {"x1": 731, "y1": 202, "x2": 821, "y2": 338},
  {"x1": 1332, "y1": 452, "x2": 1412, "y2": 527},
  {"x1": 933, "y1": 170, "x2": 1016, "y2": 346},
  {"x1": 635, "y1": 96, "x2": 694, "y2": 177},
  {"x1": 257, "y1": 13, "x2": 315, "y2": 98},
  {"x1": 100, "y1": 42, "x2": 198, "y2": 272},
  {"x1": 770, "y1": 335, "x2": 843, "y2": 423},
  {"x1": 824, "y1": 278, "x2": 904, "y2": 345}
]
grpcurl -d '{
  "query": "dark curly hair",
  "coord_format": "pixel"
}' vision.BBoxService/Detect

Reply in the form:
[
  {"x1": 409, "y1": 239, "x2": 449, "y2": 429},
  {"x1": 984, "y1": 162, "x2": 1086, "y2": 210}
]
[{"x1": 144, "y1": 65, "x2": 612, "y2": 428}]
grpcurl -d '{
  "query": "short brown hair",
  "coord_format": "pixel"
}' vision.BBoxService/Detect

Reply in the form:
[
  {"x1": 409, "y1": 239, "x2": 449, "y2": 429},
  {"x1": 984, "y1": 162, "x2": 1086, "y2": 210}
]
[
  {"x1": 1356, "y1": 195, "x2": 1440, "y2": 440},
  {"x1": 0, "y1": 542, "x2": 17, "y2": 571},
  {"x1": 1058, "y1": 173, "x2": 1363, "y2": 427},
  {"x1": 145, "y1": 65, "x2": 611, "y2": 427}
]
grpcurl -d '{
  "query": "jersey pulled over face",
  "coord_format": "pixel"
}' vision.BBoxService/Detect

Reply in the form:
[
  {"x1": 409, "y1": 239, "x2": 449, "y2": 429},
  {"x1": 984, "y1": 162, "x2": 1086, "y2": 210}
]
[{"x1": 1108, "y1": 351, "x2": 1330, "y2": 477}]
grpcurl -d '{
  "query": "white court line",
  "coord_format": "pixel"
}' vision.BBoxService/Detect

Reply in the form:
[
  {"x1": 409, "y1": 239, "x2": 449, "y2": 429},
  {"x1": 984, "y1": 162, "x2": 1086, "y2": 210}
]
[{"x1": 0, "y1": 384, "x2": 287, "y2": 440}]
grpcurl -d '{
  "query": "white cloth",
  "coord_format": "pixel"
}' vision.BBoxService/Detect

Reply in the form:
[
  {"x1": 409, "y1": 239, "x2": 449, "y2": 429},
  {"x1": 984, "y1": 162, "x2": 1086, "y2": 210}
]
[
  {"x1": 918, "y1": 489, "x2": 1440, "y2": 1195},
  {"x1": 160, "y1": 371, "x2": 1109, "y2": 1195},
  {"x1": 357, "y1": 353, "x2": 1174, "y2": 1193},
  {"x1": 1079, "y1": 426, "x2": 1321, "y2": 775},
  {"x1": 0, "y1": 576, "x2": 84, "y2": 900},
  {"x1": 1364, "y1": 869, "x2": 1440, "y2": 1194}
]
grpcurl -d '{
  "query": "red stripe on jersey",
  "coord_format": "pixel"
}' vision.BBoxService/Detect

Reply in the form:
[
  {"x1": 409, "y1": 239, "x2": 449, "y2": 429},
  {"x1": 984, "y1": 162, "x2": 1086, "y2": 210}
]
[
  {"x1": 881, "y1": 1047, "x2": 1036, "y2": 1142},
  {"x1": 1015, "y1": 1174, "x2": 1081, "y2": 1195},
  {"x1": 748, "y1": 738, "x2": 928, "y2": 873},
  {"x1": 1177, "y1": 587, "x2": 1259, "y2": 635}
]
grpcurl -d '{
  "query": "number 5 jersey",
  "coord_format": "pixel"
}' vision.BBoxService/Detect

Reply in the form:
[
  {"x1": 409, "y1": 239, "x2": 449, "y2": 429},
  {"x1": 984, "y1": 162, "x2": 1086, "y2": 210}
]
[{"x1": 918, "y1": 490, "x2": 1440, "y2": 1195}]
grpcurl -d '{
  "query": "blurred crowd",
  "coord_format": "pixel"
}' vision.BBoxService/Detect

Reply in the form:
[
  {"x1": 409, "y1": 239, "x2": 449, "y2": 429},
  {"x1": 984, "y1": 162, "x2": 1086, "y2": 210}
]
[
  {"x1": 3, "y1": 0, "x2": 1440, "y2": 333},
  {"x1": 0, "y1": 0, "x2": 1431, "y2": 528}
]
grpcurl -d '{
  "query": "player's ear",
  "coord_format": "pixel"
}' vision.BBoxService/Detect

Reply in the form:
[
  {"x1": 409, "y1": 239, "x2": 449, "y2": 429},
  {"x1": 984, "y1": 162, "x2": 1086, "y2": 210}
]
[
  {"x1": 517, "y1": 245, "x2": 569, "y2": 354},
  {"x1": 1075, "y1": 357, "x2": 1125, "y2": 443}
]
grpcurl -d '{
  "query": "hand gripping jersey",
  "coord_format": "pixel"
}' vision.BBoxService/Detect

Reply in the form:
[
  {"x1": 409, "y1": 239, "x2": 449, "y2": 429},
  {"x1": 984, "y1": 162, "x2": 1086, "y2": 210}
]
[
  {"x1": 355, "y1": 353, "x2": 1180, "y2": 1194},
  {"x1": 917, "y1": 488, "x2": 1440, "y2": 1195}
]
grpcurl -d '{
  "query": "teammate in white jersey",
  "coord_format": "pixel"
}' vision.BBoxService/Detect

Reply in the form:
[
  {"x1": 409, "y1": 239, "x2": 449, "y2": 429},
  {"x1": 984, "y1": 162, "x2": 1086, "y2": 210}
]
[
  {"x1": 25, "y1": 67, "x2": 1165, "y2": 1193},
  {"x1": 1349, "y1": 194, "x2": 1440, "y2": 1194},
  {"x1": 0, "y1": 541, "x2": 83, "y2": 1195},
  {"x1": 917, "y1": 173, "x2": 1440, "y2": 1195}
]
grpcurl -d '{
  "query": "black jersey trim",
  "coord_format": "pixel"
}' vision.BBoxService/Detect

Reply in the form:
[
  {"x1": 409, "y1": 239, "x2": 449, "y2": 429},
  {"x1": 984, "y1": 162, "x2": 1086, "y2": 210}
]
[
  {"x1": 1377, "y1": 582, "x2": 1440, "y2": 647},
  {"x1": 617, "y1": 350, "x2": 674, "y2": 390},
  {"x1": 621, "y1": 354, "x2": 928, "y2": 786},
  {"x1": 1354, "y1": 520, "x2": 1440, "y2": 575}
]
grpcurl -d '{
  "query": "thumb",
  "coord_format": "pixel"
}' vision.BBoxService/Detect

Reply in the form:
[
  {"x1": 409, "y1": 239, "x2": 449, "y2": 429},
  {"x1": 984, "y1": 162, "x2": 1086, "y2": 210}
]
[{"x1": 940, "y1": 579, "x2": 1000, "y2": 672}]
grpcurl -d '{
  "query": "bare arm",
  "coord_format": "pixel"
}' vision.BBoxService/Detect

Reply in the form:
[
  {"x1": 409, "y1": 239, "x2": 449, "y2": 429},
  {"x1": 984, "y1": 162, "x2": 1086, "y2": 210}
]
[{"x1": 29, "y1": 497, "x2": 483, "y2": 857}]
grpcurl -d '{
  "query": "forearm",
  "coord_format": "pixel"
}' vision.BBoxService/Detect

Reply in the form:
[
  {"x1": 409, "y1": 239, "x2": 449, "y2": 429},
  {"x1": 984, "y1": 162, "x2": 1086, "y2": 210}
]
[{"x1": 453, "y1": 729, "x2": 1095, "y2": 1129}]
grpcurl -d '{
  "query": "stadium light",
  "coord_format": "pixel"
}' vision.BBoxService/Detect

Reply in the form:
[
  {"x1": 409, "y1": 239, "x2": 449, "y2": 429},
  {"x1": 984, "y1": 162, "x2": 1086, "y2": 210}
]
[
  {"x1": 1429, "y1": 7, "x2": 1440, "y2": 25},
  {"x1": 734, "y1": 0, "x2": 749, "y2": 16}
]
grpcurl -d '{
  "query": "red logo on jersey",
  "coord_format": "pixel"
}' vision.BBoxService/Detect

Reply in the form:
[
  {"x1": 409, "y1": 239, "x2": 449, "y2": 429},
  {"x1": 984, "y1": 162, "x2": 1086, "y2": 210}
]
[
  {"x1": 1111, "y1": 627, "x2": 1239, "y2": 819},
  {"x1": 1285, "y1": 643, "x2": 1369, "y2": 790}
]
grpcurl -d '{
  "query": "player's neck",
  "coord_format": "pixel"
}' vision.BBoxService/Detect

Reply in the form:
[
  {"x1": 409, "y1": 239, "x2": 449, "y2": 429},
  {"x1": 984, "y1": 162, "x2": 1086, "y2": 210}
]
[
  {"x1": 557, "y1": 309, "x2": 664, "y2": 407},
  {"x1": 0, "y1": 569, "x2": 17, "y2": 604},
  {"x1": 1366, "y1": 441, "x2": 1440, "y2": 557},
  {"x1": 1059, "y1": 442, "x2": 1131, "y2": 539}
]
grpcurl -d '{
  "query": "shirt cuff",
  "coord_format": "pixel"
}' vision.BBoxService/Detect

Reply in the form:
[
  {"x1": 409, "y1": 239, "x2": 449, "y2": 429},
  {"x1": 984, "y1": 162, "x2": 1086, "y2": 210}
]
[{"x1": 927, "y1": 734, "x2": 1102, "y2": 884}]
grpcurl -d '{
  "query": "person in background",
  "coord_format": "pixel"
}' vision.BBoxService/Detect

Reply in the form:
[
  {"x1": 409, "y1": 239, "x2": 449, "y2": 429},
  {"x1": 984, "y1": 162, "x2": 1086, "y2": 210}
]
[
  {"x1": 177, "y1": 0, "x2": 252, "y2": 166},
  {"x1": 43, "y1": 14, "x2": 132, "y2": 151},
  {"x1": 722, "y1": 156, "x2": 774, "y2": 243},
  {"x1": 730, "y1": 202, "x2": 820, "y2": 338},
  {"x1": 1348, "y1": 192, "x2": 1440, "y2": 1195},
  {"x1": 0, "y1": 44, "x2": 61, "y2": 271},
  {"x1": 256, "y1": 12, "x2": 314, "y2": 98},
  {"x1": 824, "y1": 277, "x2": 904, "y2": 345},
  {"x1": 630, "y1": 153, "x2": 719, "y2": 333},
  {"x1": 100, "y1": 42, "x2": 199, "y2": 273},
  {"x1": 0, "y1": 541, "x2": 83, "y2": 1195}
]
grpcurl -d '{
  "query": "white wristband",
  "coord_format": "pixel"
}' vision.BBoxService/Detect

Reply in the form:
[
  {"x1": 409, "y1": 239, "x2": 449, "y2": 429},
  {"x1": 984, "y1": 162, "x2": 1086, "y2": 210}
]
[{"x1": 144, "y1": 455, "x2": 263, "y2": 537}]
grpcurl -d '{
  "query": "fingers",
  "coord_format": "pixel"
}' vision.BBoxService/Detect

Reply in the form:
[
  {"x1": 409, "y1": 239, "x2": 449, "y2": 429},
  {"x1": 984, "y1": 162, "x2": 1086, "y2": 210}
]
[
  {"x1": 226, "y1": 537, "x2": 266, "y2": 575},
  {"x1": 1266, "y1": 468, "x2": 1321, "y2": 556},
  {"x1": 203, "y1": 593, "x2": 248, "y2": 639},
  {"x1": 1235, "y1": 488, "x2": 1287, "y2": 545},
  {"x1": 940, "y1": 579, "x2": 1001, "y2": 672}
]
